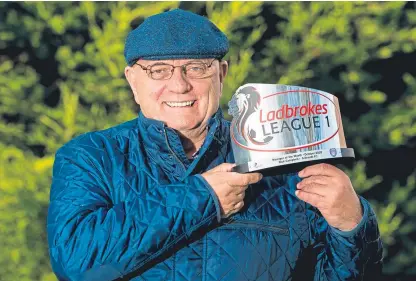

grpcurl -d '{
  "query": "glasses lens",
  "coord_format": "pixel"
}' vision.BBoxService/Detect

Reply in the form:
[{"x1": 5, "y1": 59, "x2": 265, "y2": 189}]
[
  {"x1": 150, "y1": 64, "x2": 173, "y2": 80},
  {"x1": 185, "y1": 63, "x2": 210, "y2": 78}
]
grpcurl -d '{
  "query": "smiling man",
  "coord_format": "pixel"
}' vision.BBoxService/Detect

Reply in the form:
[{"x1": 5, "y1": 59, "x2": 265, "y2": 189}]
[
  {"x1": 125, "y1": 57, "x2": 227, "y2": 158},
  {"x1": 47, "y1": 9, "x2": 383, "y2": 281}
]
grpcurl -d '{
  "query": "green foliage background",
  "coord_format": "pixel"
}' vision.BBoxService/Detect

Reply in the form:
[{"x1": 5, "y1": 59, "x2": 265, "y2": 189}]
[{"x1": 0, "y1": 2, "x2": 415, "y2": 280}]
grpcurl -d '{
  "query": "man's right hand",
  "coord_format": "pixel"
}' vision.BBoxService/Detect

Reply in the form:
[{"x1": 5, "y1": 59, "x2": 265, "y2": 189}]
[{"x1": 201, "y1": 163, "x2": 263, "y2": 218}]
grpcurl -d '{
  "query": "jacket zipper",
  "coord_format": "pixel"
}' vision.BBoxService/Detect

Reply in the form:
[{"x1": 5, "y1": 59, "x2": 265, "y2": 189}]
[
  {"x1": 221, "y1": 219, "x2": 289, "y2": 235},
  {"x1": 163, "y1": 125, "x2": 186, "y2": 171}
]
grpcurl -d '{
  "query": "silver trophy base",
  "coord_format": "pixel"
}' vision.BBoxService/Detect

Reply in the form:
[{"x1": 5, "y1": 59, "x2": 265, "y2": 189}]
[{"x1": 232, "y1": 148, "x2": 355, "y2": 175}]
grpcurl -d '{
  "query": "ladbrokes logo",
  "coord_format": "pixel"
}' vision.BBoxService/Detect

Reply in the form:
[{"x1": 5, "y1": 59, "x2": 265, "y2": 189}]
[
  {"x1": 259, "y1": 102, "x2": 328, "y2": 122},
  {"x1": 228, "y1": 86, "x2": 340, "y2": 152}
]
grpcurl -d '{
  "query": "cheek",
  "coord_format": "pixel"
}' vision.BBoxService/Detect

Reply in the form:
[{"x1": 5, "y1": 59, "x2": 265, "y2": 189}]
[
  {"x1": 139, "y1": 84, "x2": 166, "y2": 104},
  {"x1": 200, "y1": 78, "x2": 220, "y2": 99},
  {"x1": 208, "y1": 80, "x2": 222, "y2": 103},
  {"x1": 152, "y1": 85, "x2": 166, "y2": 101}
]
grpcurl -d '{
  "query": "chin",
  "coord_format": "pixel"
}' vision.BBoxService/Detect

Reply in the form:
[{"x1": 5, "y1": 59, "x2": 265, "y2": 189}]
[
  {"x1": 164, "y1": 119, "x2": 198, "y2": 131},
  {"x1": 169, "y1": 123, "x2": 199, "y2": 132}
]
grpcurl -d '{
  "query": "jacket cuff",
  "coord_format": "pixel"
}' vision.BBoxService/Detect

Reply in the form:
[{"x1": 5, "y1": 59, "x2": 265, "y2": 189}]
[
  {"x1": 194, "y1": 174, "x2": 222, "y2": 223},
  {"x1": 329, "y1": 196, "x2": 369, "y2": 238}
]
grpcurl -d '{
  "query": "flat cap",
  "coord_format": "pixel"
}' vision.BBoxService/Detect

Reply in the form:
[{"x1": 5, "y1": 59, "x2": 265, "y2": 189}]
[{"x1": 124, "y1": 9, "x2": 229, "y2": 65}]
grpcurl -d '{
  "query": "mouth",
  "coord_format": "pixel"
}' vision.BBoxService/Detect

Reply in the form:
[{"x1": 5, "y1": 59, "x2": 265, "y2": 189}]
[{"x1": 164, "y1": 100, "x2": 196, "y2": 108}]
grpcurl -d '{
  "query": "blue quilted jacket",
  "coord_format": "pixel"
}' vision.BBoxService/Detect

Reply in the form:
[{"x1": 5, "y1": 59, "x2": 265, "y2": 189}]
[{"x1": 47, "y1": 110, "x2": 383, "y2": 281}]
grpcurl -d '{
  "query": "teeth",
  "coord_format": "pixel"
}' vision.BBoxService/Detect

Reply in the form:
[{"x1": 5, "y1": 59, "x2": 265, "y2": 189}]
[{"x1": 165, "y1": 101, "x2": 195, "y2": 107}]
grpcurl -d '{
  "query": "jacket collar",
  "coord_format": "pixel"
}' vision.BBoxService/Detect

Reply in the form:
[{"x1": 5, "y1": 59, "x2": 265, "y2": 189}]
[
  {"x1": 136, "y1": 109, "x2": 227, "y2": 179},
  {"x1": 137, "y1": 108, "x2": 224, "y2": 133}
]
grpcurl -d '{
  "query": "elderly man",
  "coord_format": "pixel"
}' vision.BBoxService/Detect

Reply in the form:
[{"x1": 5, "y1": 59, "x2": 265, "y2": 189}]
[{"x1": 47, "y1": 9, "x2": 383, "y2": 281}]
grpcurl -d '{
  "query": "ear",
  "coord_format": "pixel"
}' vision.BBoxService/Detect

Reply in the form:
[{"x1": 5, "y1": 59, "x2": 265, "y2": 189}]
[
  {"x1": 125, "y1": 66, "x2": 140, "y2": 104},
  {"x1": 218, "y1": 60, "x2": 228, "y2": 95},
  {"x1": 219, "y1": 60, "x2": 228, "y2": 84}
]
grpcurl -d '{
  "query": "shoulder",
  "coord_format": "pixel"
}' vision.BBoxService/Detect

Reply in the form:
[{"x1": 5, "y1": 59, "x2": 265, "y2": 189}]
[{"x1": 56, "y1": 118, "x2": 139, "y2": 158}]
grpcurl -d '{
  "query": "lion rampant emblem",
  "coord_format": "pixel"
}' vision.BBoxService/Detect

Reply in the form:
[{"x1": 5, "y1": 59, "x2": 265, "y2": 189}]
[{"x1": 229, "y1": 86, "x2": 273, "y2": 146}]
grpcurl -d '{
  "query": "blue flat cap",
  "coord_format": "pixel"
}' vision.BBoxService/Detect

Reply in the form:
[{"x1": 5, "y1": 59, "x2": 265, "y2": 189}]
[{"x1": 124, "y1": 9, "x2": 229, "y2": 65}]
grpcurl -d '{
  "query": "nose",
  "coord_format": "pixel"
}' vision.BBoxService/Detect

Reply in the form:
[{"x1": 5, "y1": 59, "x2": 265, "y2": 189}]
[{"x1": 167, "y1": 67, "x2": 191, "y2": 94}]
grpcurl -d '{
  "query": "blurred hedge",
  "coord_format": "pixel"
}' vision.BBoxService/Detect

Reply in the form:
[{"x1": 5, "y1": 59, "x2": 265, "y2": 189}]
[{"x1": 0, "y1": 2, "x2": 415, "y2": 281}]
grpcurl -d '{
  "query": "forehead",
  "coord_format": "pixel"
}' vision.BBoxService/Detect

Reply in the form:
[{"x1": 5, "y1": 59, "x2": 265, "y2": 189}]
[{"x1": 138, "y1": 58, "x2": 215, "y2": 65}]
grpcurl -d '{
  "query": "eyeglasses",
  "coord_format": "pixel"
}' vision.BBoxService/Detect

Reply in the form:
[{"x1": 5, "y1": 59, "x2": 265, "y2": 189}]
[{"x1": 135, "y1": 59, "x2": 217, "y2": 80}]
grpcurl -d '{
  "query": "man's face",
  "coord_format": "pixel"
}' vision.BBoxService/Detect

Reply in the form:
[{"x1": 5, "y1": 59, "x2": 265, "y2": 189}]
[{"x1": 125, "y1": 58, "x2": 228, "y2": 132}]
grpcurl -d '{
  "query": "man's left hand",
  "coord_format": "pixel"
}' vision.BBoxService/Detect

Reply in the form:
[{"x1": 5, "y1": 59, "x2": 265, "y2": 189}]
[{"x1": 296, "y1": 163, "x2": 363, "y2": 232}]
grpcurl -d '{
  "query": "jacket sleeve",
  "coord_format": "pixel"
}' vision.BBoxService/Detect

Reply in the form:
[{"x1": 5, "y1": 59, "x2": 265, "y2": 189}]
[
  {"x1": 308, "y1": 196, "x2": 383, "y2": 280},
  {"x1": 47, "y1": 143, "x2": 221, "y2": 281}
]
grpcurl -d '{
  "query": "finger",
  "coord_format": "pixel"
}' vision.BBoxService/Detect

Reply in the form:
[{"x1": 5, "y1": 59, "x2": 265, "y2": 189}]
[
  {"x1": 225, "y1": 172, "x2": 249, "y2": 187},
  {"x1": 245, "y1": 172, "x2": 263, "y2": 184},
  {"x1": 228, "y1": 172, "x2": 262, "y2": 187},
  {"x1": 224, "y1": 201, "x2": 244, "y2": 218},
  {"x1": 297, "y1": 183, "x2": 328, "y2": 197},
  {"x1": 225, "y1": 183, "x2": 248, "y2": 194},
  {"x1": 235, "y1": 192, "x2": 245, "y2": 200},
  {"x1": 232, "y1": 201, "x2": 245, "y2": 213},
  {"x1": 295, "y1": 190, "x2": 324, "y2": 208},
  {"x1": 234, "y1": 201, "x2": 244, "y2": 209},
  {"x1": 212, "y1": 163, "x2": 237, "y2": 173},
  {"x1": 226, "y1": 175, "x2": 245, "y2": 187},
  {"x1": 298, "y1": 163, "x2": 341, "y2": 178},
  {"x1": 297, "y1": 176, "x2": 331, "y2": 189}
]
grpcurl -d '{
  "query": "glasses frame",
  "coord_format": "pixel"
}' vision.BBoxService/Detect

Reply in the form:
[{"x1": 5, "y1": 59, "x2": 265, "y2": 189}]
[{"x1": 134, "y1": 58, "x2": 217, "y2": 80}]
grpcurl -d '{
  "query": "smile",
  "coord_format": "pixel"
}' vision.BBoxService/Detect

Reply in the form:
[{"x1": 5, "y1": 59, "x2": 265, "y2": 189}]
[{"x1": 165, "y1": 100, "x2": 196, "y2": 107}]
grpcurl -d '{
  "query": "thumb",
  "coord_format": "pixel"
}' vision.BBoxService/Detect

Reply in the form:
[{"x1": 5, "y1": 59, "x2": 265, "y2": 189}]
[{"x1": 211, "y1": 163, "x2": 236, "y2": 173}]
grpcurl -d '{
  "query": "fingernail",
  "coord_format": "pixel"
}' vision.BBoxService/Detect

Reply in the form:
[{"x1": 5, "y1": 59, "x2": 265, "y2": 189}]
[
  {"x1": 296, "y1": 183, "x2": 301, "y2": 189},
  {"x1": 295, "y1": 190, "x2": 300, "y2": 197},
  {"x1": 298, "y1": 170, "x2": 304, "y2": 177}
]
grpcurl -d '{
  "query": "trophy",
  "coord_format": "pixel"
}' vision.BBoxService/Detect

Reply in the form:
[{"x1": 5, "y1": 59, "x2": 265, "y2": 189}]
[{"x1": 228, "y1": 84, "x2": 355, "y2": 175}]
